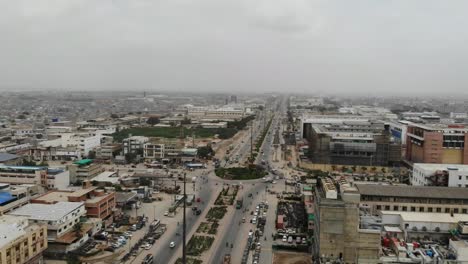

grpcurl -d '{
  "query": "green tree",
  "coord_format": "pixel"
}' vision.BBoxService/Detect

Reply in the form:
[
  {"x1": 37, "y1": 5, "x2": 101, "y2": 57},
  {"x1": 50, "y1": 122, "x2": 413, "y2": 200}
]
[
  {"x1": 197, "y1": 146, "x2": 214, "y2": 159},
  {"x1": 17, "y1": 114, "x2": 26, "y2": 119},
  {"x1": 22, "y1": 159, "x2": 36, "y2": 166},
  {"x1": 110, "y1": 113, "x2": 119, "y2": 119},
  {"x1": 73, "y1": 222, "x2": 83, "y2": 236},
  {"x1": 146, "y1": 116, "x2": 160, "y2": 125},
  {"x1": 181, "y1": 118, "x2": 191, "y2": 125}
]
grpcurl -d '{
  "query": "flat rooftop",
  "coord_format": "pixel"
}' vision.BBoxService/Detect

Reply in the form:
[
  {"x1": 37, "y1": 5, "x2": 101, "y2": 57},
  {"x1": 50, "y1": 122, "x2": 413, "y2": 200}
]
[
  {"x1": 382, "y1": 211, "x2": 468, "y2": 223},
  {"x1": 413, "y1": 163, "x2": 468, "y2": 172},
  {"x1": 356, "y1": 184, "x2": 468, "y2": 200},
  {"x1": 9, "y1": 202, "x2": 84, "y2": 221},
  {"x1": 0, "y1": 165, "x2": 47, "y2": 171},
  {"x1": 0, "y1": 215, "x2": 29, "y2": 248}
]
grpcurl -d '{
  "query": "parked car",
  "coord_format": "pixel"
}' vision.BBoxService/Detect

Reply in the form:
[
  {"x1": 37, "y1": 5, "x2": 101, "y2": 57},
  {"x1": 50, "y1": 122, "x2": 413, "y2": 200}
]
[
  {"x1": 144, "y1": 244, "x2": 152, "y2": 250},
  {"x1": 164, "y1": 211, "x2": 169, "y2": 216},
  {"x1": 288, "y1": 236, "x2": 293, "y2": 243},
  {"x1": 296, "y1": 237, "x2": 301, "y2": 243},
  {"x1": 302, "y1": 237, "x2": 307, "y2": 244},
  {"x1": 170, "y1": 241, "x2": 175, "y2": 248},
  {"x1": 282, "y1": 235, "x2": 287, "y2": 242}
]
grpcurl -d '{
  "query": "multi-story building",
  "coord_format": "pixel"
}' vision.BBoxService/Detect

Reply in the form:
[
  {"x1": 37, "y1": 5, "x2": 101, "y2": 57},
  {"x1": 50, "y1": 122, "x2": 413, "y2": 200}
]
[
  {"x1": 313, "y1": 178, "x2": 380, "y2": 263},
  {"x1": 411, "y1": 163, "x2": 468, "y2": 187},
  {"x1": 0, "y1": 184, "x2": 40, "y2": 216},
  {"x1": 0, "y1": 165, "x2": 70, "y2": 189},
  {"x1": 0, "y1": 215, "x2": 48, "y2": 264},
  {"x1": 0, "y1": 165, "x2": 45, "y2": 186},
  {"x1": 356, "y1": 184, "x2": 468, "y2": 215},
  {"x1": 67, "y1": 159, "x2": 104, "y2": 183},
  {"x1": 123, "y1": 136, "x2": 149, "y2": 155},
  {"x1": 405, "y1": 123, "x2": 468, "y2": 164},
  {"x1": 143, "y1": 138, "x2": 184, "y2": 163},
  {"x1": 304, "y1": 118, "x2": 401, "y2": 166},
  {"x1": 8, "y1": 202, "x2": 86, "y2": 242},
  {"x1": 95, "y1": 144, "x2": 121, "y2": 160},
  {"x1": 31, "y1": 184, "x2": 115, "y2": 223},
  {"x1": 0, "y1": 153, "x2": 21, "y2": 166}
]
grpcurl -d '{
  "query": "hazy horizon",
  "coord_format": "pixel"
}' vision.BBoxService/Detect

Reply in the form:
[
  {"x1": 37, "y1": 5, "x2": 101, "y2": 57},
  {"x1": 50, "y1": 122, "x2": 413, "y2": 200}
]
[{"x1": 1, "y1": 0, "x2": 468, "y2": 94}]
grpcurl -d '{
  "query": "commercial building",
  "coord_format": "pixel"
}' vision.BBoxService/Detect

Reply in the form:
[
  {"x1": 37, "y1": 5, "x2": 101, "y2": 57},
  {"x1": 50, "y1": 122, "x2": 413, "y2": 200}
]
[
  {"x1": 94, "y1": 144, "x2": 121, "y2": 160},
  {"x1": 0, "y1": 165, "x2": 70, "y2": 190},
  {"x1": 31, "y1": 185, "x2": 115, "y2": 224},
  {"x1": 0, "y1": 184, "x2": 40, "y2": 216},
  {"x1": 0, "y1": 215, "x2": 48, "y2": 264},
  {"x1": 412, "y1": 163, "x2": 468, "y2": 187},
  {"x1": 304, "y1": 117, "x2": 401, "y2": 166},
  {"x1": 356, "y1": 184, "x2": 468, "y2": 215},
  {"x1": 405, "y1": 123, "x2": 468, "y2": 164},
  {"x1": 8, "y1": 202, "x2": 86, "y2": 242},
  {"x1": 143, "y1": 138, "x2": 185, "y2": 163},
  {"x1": 123, "y1": 136, "x2": 149, "y2": 155},
  {"x1": 67, "y1": 159, "x2": 104, "y2": 183}
]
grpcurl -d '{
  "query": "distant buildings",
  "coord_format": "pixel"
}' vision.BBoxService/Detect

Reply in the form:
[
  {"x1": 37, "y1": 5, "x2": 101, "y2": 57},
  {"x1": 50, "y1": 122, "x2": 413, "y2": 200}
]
[
  {"x1": 123, "y1": 136, "x2": 149, "y2": 155},
  {"x1": 143, "y1": 138, "x2": 185, "y2": 163},
  {"x1": 0, "y1": 215, "x2": 48, "y2": 264},
  {"x1": 405, "y1": 123, "x2": 468, "y2": 164},
  {"x1": 0, "y1": 153, "x2": 21, "y2": 166},
  {"x1": 67, "y1": 159, "x2": 104, "y2": 183}
]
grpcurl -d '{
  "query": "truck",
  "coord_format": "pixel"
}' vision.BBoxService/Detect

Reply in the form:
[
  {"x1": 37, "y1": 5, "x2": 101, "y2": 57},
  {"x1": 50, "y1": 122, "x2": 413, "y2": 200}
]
[{"x1": 236, "y1": 199, "x2": 243, "y2": 209}]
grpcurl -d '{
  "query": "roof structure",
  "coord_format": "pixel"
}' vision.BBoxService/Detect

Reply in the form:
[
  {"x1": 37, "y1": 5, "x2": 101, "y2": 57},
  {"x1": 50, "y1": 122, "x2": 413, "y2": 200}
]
[
  {"x1": 0, "y1": 192, "x2": 15, "y2": 205},
  {"x1": 74, "y1": 159, "x2": 93, "y2": 166},
  {"x1": 0, "y1": 153, "x2": 19, "y2": 162},
  {"x1": 356, "y1": 184, "x2": 468, "y2": 200},
  {"x1": 9, "y1": 202, "x2": 84, "y2": 221}
]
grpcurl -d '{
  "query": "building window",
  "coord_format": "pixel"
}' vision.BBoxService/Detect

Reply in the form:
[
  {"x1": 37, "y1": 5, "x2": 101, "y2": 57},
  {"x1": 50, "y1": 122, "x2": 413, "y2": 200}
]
[
  {"x1": 376, "y1": 205, "x2": 382, "y2": 210},
  {"x1": 428, "y1": 207, "x2": 433, "y2": 212},
  {"x1": 419, "y1": 207, "x2": 424, "y2": 212},
  {"x1": 411, "y1": 207, "x2": 416, "y2": 212},
  {"x1": 393, "y1": 206, "x2": 399, "y2": 211},
  {"x1": 463, "y1": 209, "x2": 467, "y2": 214},
  {"x1": 402, "y1": 206, "x2": 407, "y2": 211},
  {"x1": 454, "y1": 208, "x2": 459, "y2": 214},
  {"x1": 445, "y1": 208, "x2": 450, "y2": 213},
  {"x1": 385, "y1": 205, "x2": 390, "y2": 210},
  {"x1": 436, "y1": 208, "x2": 441, "y2": 212}
]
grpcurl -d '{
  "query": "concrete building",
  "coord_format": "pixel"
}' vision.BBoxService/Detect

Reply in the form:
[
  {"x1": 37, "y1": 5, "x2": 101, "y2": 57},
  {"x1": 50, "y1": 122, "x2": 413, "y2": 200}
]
[
  {"x1": 31, "y1": 185, "x2": 115, "y2": 224},
  {"x1": 412, "y1": 163, "x2": 468, "y2": 187},
  {"x1": 0, "y1": 215, "x2": 47, "y2": 264},
  {"x1": 8, "y1": 202, "x2": 86, "y2": 242},
  {"x1": 67, "y1": 159, "x2": 104, "y2": 183},
  {"x1": 0, "y1": 165, "x2": 46, "y2": 186},
  {"x1": 123, "y1": 136, "x2": 149, "y2": 155},
  {"x1": 95, "y1": 144, "x2": 121, "y2": 160},
  {"x1": 305, "y1": 118, "x2": 401, "y2": 166},
  {"x1": 356, "y1": 184, "x2": 468, "y2": 215},
  {"x1": 405, "y1": 123, "x2": 468, "y2": 164},
  {"x1": 0, "y1": 184, "x2": 40, "y2": 216},
  {"x1": 143, "y1": 138, "x2": 185, "y2": 163},
  {"x1": 313, "y1": 178, "x2": 380, "y2": 263},
  {"x1": 387, "y1": 120, "x2": 409, "y2": 145}
]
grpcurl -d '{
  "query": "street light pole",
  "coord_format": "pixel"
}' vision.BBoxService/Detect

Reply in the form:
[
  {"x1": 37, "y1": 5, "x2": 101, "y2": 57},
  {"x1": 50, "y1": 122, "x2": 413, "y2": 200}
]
[{"x1": 182, "y1": 172, "x2": 187, "y2": 264}]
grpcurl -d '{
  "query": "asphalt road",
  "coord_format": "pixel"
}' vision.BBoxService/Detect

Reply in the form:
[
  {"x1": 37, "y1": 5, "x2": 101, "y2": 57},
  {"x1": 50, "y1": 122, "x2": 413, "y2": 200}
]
[{"x1": 153, "y1": 175, "x2": 213, "y2": 264}]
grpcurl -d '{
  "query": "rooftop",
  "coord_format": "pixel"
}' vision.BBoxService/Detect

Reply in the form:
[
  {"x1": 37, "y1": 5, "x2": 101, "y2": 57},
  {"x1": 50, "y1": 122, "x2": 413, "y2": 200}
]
[
  {"x1": 0, "y1": 192, "x2": 15, "y2": 205},
  {"x1": 0, "y1": 165, "x2": 47, "y2": 171},
  {"x1": 92, "y1": 171, "x2": 119, "y2": 184},
  {"x1": 356, "y1": 184, "x2": 468, "y2": 200},
  {"x1": 74, "y1": 159, "x2": 93, "y2": 166},
  {"x1": 0, "y1": 215, "x2": 29, "y2": 248},
  {"x1": 381, "y1": 211, "x2": 468, "y2": 223},
  {"x1": 0, "y1": 153, "x2": 19, "y2": 162},
  {"x1": 9, "y1": 202, "x2": 84, "y2": 221}
]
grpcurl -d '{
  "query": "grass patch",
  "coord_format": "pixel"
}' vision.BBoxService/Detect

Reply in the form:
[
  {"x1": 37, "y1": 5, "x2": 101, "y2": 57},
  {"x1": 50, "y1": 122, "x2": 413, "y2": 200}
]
[
  {"x1": 208, "y1": 221, "x2": 219, "y2": 235},
  {"x1": 186, "y1": 235, "x2": 215, "y2": 256},
  {"x1": 215, "y1": 166, "x2": 267, "y2": 180},
  {"x1": 206, "y1": 206, "x2": 227, "y2": 221},
  {"x1": 214, "y1": 185, "x2": 239, "y2": 205},
  {"x1": 175, "y1": 257, "x2": 203, "y2": 264}
]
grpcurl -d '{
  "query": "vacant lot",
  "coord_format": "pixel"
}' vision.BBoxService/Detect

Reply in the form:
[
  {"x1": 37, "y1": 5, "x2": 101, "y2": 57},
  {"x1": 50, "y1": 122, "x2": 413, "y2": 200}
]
[{"x1": 273, "y1": 251, "x2": 313, "y2": 264}]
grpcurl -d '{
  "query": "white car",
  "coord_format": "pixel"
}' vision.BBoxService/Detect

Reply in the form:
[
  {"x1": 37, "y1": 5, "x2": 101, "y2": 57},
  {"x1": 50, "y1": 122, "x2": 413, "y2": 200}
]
[
  {"x1": 282, "y1": 235, "x2": 287, "y2": 242},
  {"x1": 164, "y1": 211, "x2": 169, "y2": 216},
  {"x1": 169, "y1": 241, "x2": 175, "y2": 248},
  {"x1": 144, "y1": 244, "x2": 152, "y2": 250}
]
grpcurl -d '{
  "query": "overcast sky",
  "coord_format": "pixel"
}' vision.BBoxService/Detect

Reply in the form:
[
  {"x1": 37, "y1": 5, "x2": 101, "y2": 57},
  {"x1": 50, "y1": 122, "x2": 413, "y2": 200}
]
[{"x1": 1, "y1": 0, "x2": 468, "y2": 94}]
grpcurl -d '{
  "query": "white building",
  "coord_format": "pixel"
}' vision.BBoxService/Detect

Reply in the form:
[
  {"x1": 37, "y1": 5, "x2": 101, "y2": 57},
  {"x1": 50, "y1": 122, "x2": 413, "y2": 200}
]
[
  {"x1": 8, "y1": 202, "x2": 86, "y2": 242},
  {"x1": 123, "y1": 136, "x2": 149, "y2": 155},
  {"x1": 387, "y1": 121, "x2": 409, "y2": 145},
  {"x1": 412, "y1": 163, "x2": 468, "y2": 187}
]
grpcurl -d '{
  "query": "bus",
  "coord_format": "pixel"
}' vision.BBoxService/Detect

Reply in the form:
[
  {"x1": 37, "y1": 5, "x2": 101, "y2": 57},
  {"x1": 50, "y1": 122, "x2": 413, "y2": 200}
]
[
  {"x1": 142, "y1": 254, "x2": 153, "y2": 264},
  {"x1": 150, "y1": 219, "x2": 161, "y2": 230}
]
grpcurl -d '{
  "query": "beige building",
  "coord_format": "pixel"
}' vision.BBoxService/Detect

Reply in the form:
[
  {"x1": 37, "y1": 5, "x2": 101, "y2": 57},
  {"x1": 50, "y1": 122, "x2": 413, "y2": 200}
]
[{"x1": 0, "y1": 215, "x2": 47, "y2": 264}]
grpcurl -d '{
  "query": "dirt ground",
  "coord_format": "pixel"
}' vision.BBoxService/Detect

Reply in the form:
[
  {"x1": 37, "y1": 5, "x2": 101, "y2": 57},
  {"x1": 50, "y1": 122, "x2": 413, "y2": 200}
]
[{"x1": 273, "y1": 251, "x2": 313, "y2": 264}]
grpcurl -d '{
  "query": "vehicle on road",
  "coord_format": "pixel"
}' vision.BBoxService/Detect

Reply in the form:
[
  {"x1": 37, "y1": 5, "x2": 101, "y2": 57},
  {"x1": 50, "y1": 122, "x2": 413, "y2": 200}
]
[
  {"x1": 164, "y1": 211, "x2": 169, "y2": 216},
  {"x1": 236, "y1": 198, "x2": 243, "y2": 209},
  {"x1": 144, "y1": 244, "x2": 152, "y2": 250},
  {"x1": 282, "y1": 235, "x2": 287, "y2": 242},
  {"x1": 142, "y1": 254, "x2": 153, "y2": 264},
  {"x1": 169, "y1": 241, "x2": 175, "y2": 248},
  {"x1": 288, "y1": 236, "x2": 293, "y2": 243}
]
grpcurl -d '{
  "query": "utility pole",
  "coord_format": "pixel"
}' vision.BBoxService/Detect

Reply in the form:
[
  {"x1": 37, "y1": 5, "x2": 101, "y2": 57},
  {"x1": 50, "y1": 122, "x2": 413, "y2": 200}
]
[
  {"x1": 250, "y1": 122, "x2": 253, "y2": 163},
  {"x1": 182, "y1": 172, "x2": 187, "y2": 264}
]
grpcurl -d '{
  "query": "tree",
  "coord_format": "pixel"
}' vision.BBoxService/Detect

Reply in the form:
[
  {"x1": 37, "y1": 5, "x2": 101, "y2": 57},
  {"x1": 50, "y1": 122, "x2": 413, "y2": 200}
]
[
  {"x1": 125, "y1": 152, "x2": 137, "y2": 163},
  {"x1": 113, "y1": 184, "x2": 123, "y2": 192},
  {"x1": 38, "y1": 161, "x2": 49, "y2": 166},
  {"x1": 381, "y1": 167, "x2": 387, "y2": 173},
  {"x1": 110, "y1": 113, "x2": 119, "y2": 119},
  {"x1": 17, "y1": 114, "x2": 26, "y2": 119},
  {"x1": 146, "y1": 116, "x2": 160, "y2": 125},
  {"x1": 198, "y1": 146, "x2": 214, "y2": 159},
  {"x1": 422, "y1": 226, "x2": 427, "y2": 232},
  {"x1": 331, "y1": 165, "x2": 337, "y2": 172},
  {"x1": 22, "y1": 159, "x2": 36, "y2": 166}
]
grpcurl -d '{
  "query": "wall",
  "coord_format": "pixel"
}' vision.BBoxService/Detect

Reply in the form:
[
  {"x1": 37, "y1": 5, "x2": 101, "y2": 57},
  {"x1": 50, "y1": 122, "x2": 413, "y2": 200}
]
[{"x1": 442, "y1": 149, "x2": 463, "y2": 164}]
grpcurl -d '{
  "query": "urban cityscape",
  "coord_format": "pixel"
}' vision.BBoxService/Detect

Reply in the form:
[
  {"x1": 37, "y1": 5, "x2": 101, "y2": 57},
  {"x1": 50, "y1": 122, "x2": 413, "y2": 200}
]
[{"x1": 2, "y1": 1, "x2": 468, "y2": 264}]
